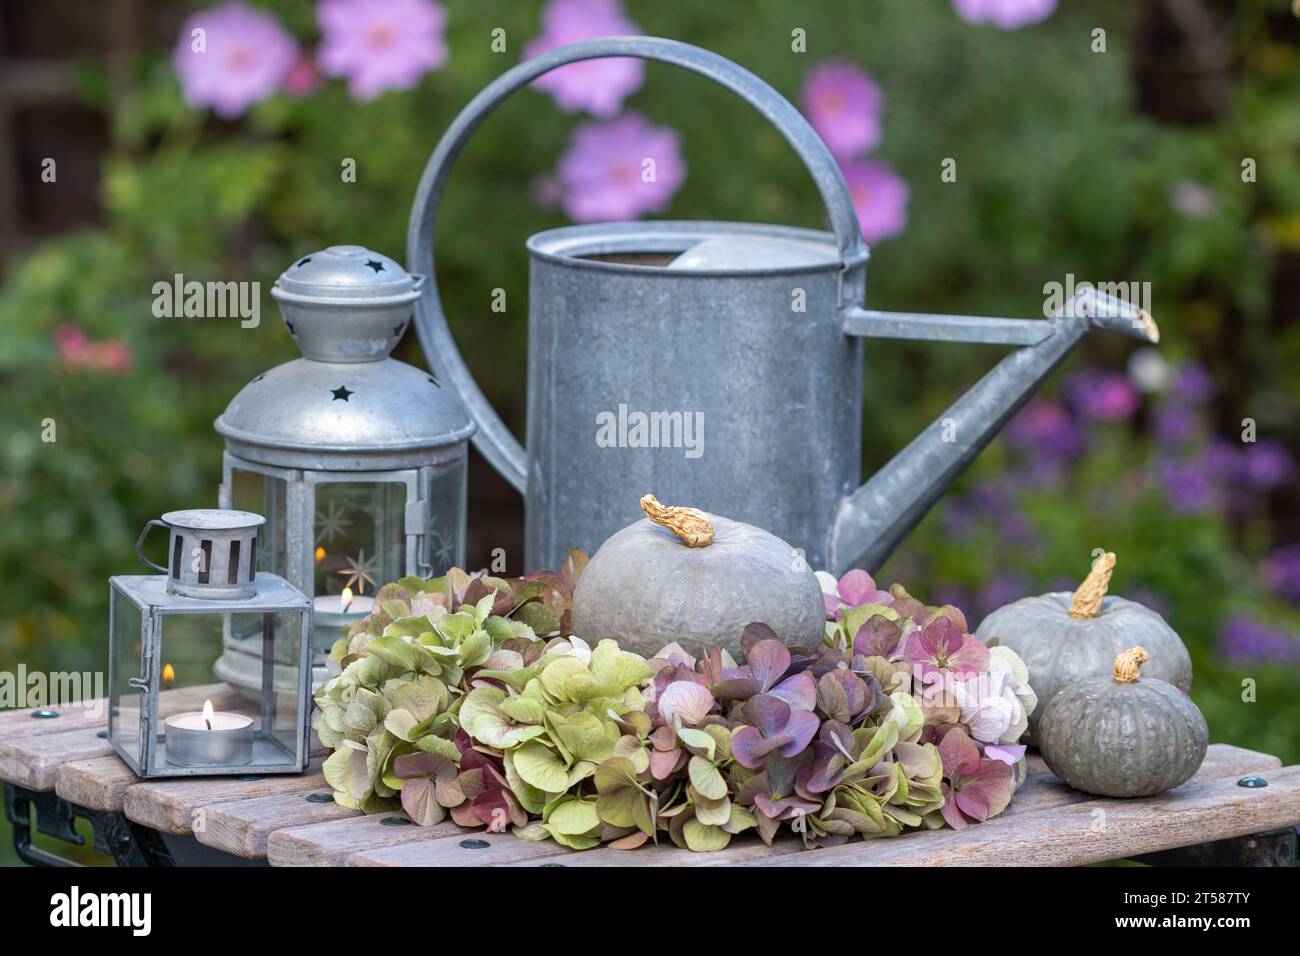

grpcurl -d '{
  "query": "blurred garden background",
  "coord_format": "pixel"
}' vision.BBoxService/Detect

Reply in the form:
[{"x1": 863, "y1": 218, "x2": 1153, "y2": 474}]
[{"x1": 1, "y1": 0, "x2": 1298, "y2": 863}]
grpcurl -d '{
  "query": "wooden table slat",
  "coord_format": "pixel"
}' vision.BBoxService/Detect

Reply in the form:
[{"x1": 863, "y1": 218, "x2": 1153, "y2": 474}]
[
  {"x1": 0, "y1": 727, "x2": 115, "y2": 790},
  {"x1": 267, "y1": 813, "x2": 463, "y2": 866},
  {"x1": 123, "y1": 762, "x2": 327, "y2": 836},
  {"x1": 346, "y1": 830, "x2": 573, "y2": 867},
  {"x1": 749, "y1": 764, "x2": 1300, "y2": 868},
  {"x1": 55, "y1": 756, "x2": 141, "y2": 813},
  {"x1": 195, "y1": 789, "x2": 357, "y2": 859}
]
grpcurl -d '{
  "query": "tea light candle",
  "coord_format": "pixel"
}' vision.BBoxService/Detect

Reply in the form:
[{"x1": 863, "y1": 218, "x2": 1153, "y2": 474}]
[
  {"x1": 312, "y1": 586, "x2": 374, "y2": 645},
  {"x1": 164, "y1": 700, "x2": 254, "y2": 767}
]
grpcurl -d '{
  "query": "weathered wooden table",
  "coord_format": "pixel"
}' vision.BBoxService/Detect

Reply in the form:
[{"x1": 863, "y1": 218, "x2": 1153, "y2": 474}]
[{"x1": 3, "y1": 686, "x2": 1297, "y2": 867}]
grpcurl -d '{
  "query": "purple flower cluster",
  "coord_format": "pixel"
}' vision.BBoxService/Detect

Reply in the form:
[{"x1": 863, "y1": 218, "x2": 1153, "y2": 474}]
[
  {"x1": 1262, "y1": 546, "x2": 1300, "y2": 606},
  {"x1": 1218, "y1": 613, "x2": 1300, "y2": 664},
  {"x1": 801, "y1": 63, "x2": 908, "y2": 244},
  {"x1": 173, "y1": 0, "x2": 448, "y2": 115},
  {"x1": 1063, "y1": 367, "x2": 1140, "y2": 422}
]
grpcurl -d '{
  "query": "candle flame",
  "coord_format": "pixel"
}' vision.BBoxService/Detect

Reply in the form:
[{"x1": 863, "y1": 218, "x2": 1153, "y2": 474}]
[
  {"x1": 341, "y1": 586, "x2": 354, "y2": 612},
  {"x1": 162, "y1": 663, "x2": 175, "y2": 682},
  {"x1": 202, "y1": 699, "x2": 215, "y2": 731},
  {"x1": 315, "y1": 546, "x2": 325, "y2": 561}
]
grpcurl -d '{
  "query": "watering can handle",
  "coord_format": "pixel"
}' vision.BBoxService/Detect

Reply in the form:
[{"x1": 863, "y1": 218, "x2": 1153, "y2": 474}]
[{"x1": 407, "y1": 36, "x2": 868, "y2": 494}]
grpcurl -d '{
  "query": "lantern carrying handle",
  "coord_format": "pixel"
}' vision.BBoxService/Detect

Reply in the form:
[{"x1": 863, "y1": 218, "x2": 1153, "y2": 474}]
[
  {"x1": 406, "y1": 36, "x2": 868, "y2": 494},
  {"x1": 135, "y1": 519, "x2": 170, "y2": 574}
]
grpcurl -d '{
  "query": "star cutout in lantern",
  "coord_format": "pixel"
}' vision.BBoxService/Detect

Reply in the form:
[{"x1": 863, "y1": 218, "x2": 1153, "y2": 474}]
[
  {"x1": 365, "y1": 260, "x2": 386, "y2": 273},
  {"x1": 431, "y1": 529, "x2": 456, "y2": 569},
  {"x1": 331, "y1": 385, "x2": 353, "y2": 401},
  {"x1": 315, "y1": 501, "x2": 352, "y2": 545},
  {"x1": 340, "y1": 549, "x2": 379, "y2": 595}
]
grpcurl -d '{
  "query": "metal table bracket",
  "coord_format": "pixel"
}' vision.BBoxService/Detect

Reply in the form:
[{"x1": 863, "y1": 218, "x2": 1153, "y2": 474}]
[{"x1": 4, "y1": 782, "x2": 264, "y2": 867}]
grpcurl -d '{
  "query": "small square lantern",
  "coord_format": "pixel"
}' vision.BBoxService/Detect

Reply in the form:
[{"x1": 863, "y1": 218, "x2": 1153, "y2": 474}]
[
  {"x1": 213, "y1": 245, "x2": 474, "y2": 693},
  {"x1": 109, "y1": 510, "x2": 313, "y2": 778}
]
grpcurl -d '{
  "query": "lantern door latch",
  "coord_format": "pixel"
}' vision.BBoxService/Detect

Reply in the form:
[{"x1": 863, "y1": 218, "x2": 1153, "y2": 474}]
[{"x1": 405, "y1": 498, "x2": 430, "y2": 536}]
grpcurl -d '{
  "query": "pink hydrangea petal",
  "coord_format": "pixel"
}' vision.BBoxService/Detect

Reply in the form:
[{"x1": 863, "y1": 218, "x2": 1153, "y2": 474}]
[
  {"x1": 769, "y1": 671, "x2": 818, "y2": 712},
  {"x1": 938, "y1": 726, "x2": 981, "y2": 777},
  {"x1": 955, "y1": 784, "x2": 990, "y2": 822},
  {"x1": 836, "y1": 569, "x2": 878, "y2": 606},
  {"x1": 984, "y1": 744, "x2": 1026, "y2": 765},
  {"x1": 656, "y1": 680, "x2": 716, "y2": 726}
]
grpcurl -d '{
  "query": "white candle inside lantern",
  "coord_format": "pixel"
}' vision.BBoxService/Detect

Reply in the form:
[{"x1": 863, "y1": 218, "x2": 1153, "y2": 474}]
[
  {"x1": 312, "y1": 585, "x2": 375, "y2": 647},
  {"x1": 163, "y1": 699, "x2": 254, "y2": 767}
]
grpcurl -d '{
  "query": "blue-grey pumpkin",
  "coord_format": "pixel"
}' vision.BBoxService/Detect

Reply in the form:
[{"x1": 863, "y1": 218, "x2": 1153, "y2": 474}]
[
  {"x1": 1038, "y1": 646, "x2": 1207, "y2": 798},
  {"x1": 571, "y1": 495, "x2": 825, "y2": 659},
  {"x1": 974, "y1": 552, "x2": 1192, "y2": 742}
]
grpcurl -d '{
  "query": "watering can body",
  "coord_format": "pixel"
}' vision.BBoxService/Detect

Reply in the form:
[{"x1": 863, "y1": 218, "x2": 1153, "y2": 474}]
[
  {"x1": 408, "y1": 37, "x2": 1157, "y2": 574},
  {"x1": 522, "y1": 220, "x2": 860, "y2": 571}
]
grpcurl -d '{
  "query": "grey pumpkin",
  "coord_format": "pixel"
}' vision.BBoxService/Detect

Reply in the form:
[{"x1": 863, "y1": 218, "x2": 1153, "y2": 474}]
[
  {"x1": 570, "y1": 494, "x2": 825, "y2": 659},
  {"x1": 1038, "y1": 646, "x2": 1207, "y2": 798},
  {"x1": 974, "y1": 552, "x2": 1192, "y2": 742}
]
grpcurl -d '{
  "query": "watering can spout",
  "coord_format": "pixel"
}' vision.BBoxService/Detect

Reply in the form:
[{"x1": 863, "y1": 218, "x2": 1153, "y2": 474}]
[{"x1": 828, "y1": 286, "x2": 1159, "y2": 575}]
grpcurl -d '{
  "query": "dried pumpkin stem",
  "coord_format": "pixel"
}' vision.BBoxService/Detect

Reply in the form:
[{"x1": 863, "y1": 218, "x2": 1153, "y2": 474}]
[
  {"x1": 1069, "y1": 551, "x2": 1116, "y2": 619},
  {"x1": 1113, "y1": 646, "x2": 1150, "y2": 683},
  {"x1": 640, "y1": 494, "x2": 714, "y2": 547}
]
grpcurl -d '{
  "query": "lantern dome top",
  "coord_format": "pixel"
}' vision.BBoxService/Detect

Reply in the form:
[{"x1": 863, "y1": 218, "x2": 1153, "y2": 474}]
[
  {"x1": 216, "y1": 357, "x2": 475, "y2": 470},
  {"x1": 216, "y1": 245, "x2": 473, "y2": 470},
  {"x1": 271, "y1": 245, "x2": 425, "y2": 364},
  {"x1": 273, "y1": 245, "x2": 419, "y2": 305}
]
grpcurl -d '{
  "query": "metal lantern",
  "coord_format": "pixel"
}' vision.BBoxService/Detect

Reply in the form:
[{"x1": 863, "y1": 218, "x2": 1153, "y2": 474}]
[
  {"x1": 109, "y1": 510, "x2": 313, "y2": 778},
  {"x1": 214, "y1": 245, "x2": 474, "y2": 694}
]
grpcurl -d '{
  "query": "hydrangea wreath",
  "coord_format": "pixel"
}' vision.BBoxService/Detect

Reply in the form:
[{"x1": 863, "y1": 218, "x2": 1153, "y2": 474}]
[{"x1": 313, "y1": 555, "x2": 1037, "y2": 852}]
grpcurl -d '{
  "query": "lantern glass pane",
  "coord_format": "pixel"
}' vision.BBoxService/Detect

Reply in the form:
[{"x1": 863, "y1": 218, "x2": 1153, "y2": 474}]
[
  {"x1": 109, "y1": 587, "x2": 145, "y2": 767},
  {"x1": 229, "y1": 468, "x2": 288, "y2": 574},
  {"x1": 227, "y1": 468, "x2": 289, "y2": 653},
  {"x1": 152, "y1": 611, "x2": 305, "y2": 774},
  {"x1": 428, "y1": 458, "x2": 467, "y2": 574},
  {"x1": 313, "y1": 482, "x2": 406, "y2": 600}
]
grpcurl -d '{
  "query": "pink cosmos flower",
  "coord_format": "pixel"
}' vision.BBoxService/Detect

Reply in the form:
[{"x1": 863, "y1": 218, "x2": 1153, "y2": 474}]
[
  {"x1": 317, "y1": 0, "x2": 447, "y2": 101},
  {"x1": 801, "y1": 61, "x2": 884, "y2": 160},
  {"x1": 523, "y1": 0, "x2": 644, "y2": 118},
  {"x1": 53, "y1": 324, "x2": 132, "y2": 374},
  {"x1": 172, "y1": 3, "x2": 298, "y2": 118},
  {"x1": 841, "y1": 158, "x2": 909, "y2": 245},
  {"x1": 555, "y1": 112, "x2": 685, "y2": 222},
  {"x1": 951, "y1": 0, "x2": 1057, "y2": 30}
]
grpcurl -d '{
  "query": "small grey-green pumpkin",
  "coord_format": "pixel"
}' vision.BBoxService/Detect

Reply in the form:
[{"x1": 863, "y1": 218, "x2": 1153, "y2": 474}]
[
  {"x1": 974, "y1": 552, "x2": 1192, "y2": 742},
  {"x1": 1038, "y1": 646, "x2": 1207, "y2": 798},
  {"x1": 570, "y1": 494, "x2": 825, "y2": 659}
]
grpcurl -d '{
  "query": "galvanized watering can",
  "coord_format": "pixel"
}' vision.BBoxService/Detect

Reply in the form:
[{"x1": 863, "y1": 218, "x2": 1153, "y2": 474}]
[{"x1": 408, "y1": 37, "x2": 1157, "y2": 574}]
